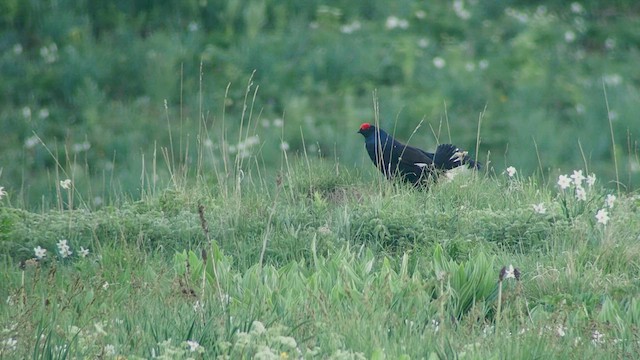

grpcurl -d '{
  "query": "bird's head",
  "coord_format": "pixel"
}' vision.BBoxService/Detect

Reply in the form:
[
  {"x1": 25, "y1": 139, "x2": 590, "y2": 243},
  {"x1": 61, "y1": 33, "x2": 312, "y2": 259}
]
[{"x1": 357, "y1": 122, "x2": 376, "y2": 137}]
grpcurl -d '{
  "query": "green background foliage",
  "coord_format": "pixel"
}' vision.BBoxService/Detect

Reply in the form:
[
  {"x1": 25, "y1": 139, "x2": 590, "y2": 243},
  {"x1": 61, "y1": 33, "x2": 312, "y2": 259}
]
[{"x1": 1, "y1": 1, "x2": 639, "y2": 206}]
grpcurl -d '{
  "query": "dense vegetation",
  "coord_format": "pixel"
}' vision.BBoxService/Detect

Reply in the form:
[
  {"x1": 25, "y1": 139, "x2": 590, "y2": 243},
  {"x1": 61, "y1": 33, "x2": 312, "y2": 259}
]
[
  {"x1": 1, "y1": 1, "x2": 639, "y2": 206},
  {"x1": 1, "y1": 1, "x2": 640, "y2": 358}
]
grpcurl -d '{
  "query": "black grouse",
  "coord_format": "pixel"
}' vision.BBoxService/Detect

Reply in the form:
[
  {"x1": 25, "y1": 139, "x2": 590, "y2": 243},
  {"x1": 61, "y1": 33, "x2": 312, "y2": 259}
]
[{"x1": 357, "y1": 122, "x2": 480, "y2": 186}]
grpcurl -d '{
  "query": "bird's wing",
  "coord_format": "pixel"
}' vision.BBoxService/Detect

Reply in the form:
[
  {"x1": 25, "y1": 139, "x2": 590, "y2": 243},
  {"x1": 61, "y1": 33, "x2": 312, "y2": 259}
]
[{"x1": 395, "y1": 142, "x2": 434, "y2": 169}]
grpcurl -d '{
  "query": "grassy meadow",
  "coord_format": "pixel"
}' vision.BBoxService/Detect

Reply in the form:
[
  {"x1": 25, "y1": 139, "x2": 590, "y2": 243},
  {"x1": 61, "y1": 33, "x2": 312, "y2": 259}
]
[
  {"x1": 1, "y1": 154, "x2": 640, "y2": 358},
  {"x1": 2, "y1": 1, "x2": 640, "y2": 359}
]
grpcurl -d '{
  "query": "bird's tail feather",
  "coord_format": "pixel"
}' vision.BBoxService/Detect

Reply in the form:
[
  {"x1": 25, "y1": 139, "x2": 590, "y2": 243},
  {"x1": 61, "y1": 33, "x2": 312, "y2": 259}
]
[{"x1": 433, "y1": 144, "x2": 481, "y2": 170}]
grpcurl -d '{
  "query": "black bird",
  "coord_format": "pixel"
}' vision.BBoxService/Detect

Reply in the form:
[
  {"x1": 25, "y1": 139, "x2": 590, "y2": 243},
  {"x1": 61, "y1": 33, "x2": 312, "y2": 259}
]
[{"x1": 357, "y1": 122, "x2": 480, "y2": 186}]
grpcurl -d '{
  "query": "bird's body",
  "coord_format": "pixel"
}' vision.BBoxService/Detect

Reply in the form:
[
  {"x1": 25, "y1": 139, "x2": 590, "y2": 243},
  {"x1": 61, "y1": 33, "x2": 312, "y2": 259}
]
[{"x1": 357, "y1": 123, "x2": 480, "y2": 186}]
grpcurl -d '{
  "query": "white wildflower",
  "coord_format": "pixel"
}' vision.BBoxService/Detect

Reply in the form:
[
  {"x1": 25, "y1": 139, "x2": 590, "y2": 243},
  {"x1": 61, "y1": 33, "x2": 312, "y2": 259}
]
[
  {"x1": 0, "y1": 187, "x2": 6, "y2": 200},
  {"x1": 38, "y1": 108, "x2": 49, "y2": 119},
  {"x1": 94, "y1": 322, "x2": 107, "y2": 336},
  {"x1": 502, "y1": 264, "x2": 516, "y2": 280},
  {"x1": 24, "y1": 135, "x2": 39, "y2": 149},
  {"x1": 2, "y1": 338, "x2": 17, "y2": 351},
  {"x1": 57, "y1": 239, "x2": 72, "y2": 258},
  {"x1": 280, "y1": 141, "x2": 290, "y2": 152},
  {"x1": 605, "y1": 194, "x2": 616, "y2": 208},
  {"x1": 60, "y1": 179, "x2": 72, "y2": 189},
  {"x1": 570, "y1": 2, "x2": 584, "y2": 14},
  {"x1": 586, "y1": 173, "x2": 596, "y2": 187},
  {"x1": 34, "y1": 246, "x2": 47, "y2": 259},
  {"x1": 570, "y1": 170, "x2": 585, "y2": 186},
  {"x1": 532, "y1": 203, "x2": 546, "y2": 214},
  {"x1": 453, "y1": 0, "x2": 471, "y2": 20},
  {"x1": 575, "y1": 186, "x2": 586, "y2": 201},
  {"x1": 185, "y1": 340, "x2": 203, "y2": 352},
  {"x1": 557, "y1": 174, "x2": 571, "y2": 190},
  {"x1": 104, "y1": 344, "x2": 116, "y2": 356},
  {"x1": 591, "y1": 329, "x2": 605, "y2": 344},
  {"x1": 433, "y1": 57, "x2": 446, "y2": 69},
  {"x1": 564, "y1": 31, "x2": 576, "y2": 43},
  {"x1": 79, "y1": 247, "x2": 89, "y2": 258},
  {"x1": 595, "y1": 209, "x2": 609, "y2": 225},
  {"x1": 506, "y1": 166, "x2": 517, "y2": 177},
  {"x1": 603, "y1": 74, "x2": 622, "y2": 87}
]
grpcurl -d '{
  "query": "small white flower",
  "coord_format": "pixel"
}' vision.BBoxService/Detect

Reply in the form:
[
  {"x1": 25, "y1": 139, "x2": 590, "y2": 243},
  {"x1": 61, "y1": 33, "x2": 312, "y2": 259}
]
[
  {"x1": 280, "y1": 141, "x2": 290, "y2": 152},
  {"x1": 38, "y1": 108, "x2": 49, "y2": 119},
  {"x1": 570, "y1": 170, "x2": 585, "y2": 186},
  {"x1": 94, "y1": 322, "x2": 107, "y2": 336},
  {"x1": 13, "y1": 43, "x2": 23, "y2": 55},
  {"x1": 340, "y1": 20, "x2": 361, "y2": 34},
  {"x1": 587, "y1": 173, "x2": 596, "y2": 187},
  {"x1": 605, "y1": 194, "x2": 616, "y2": 208},
  {"x1": 603, "y1": 74, "x2": 622, "y2": 87},
  {"x1": 415, "y1": 10, "x2": 426, "y2": 19},
  {"x1": 557, "y1": 325, "x2": 567, "y2": 337},
  {"x1": 433, "y1": 57, "x2": 446, "y2": 69},
  {"x1": 272, "y1": 118, "x2": 284, "y2": 128},
  {"x1": 104, "y1": 344, "x2": 116, "y2": 356},
  {"x1": 478, "y1": 59, "x2": 489, "y2": 70},
  {"x1": 595, "y1": 209, "x2": 609, "y2": 225},
  {"x1": 453, "y1": 0, "x2": 471, "y2": 20},
  {"x1": 532, "y1": 203, "x2": 546, "y2": 214},
  {"x1": 503, "y1": 264, "x2": 516, "y2": 280},
  {"x1": 604, "y1": 37, "x2": 616, "y2": 50},
  {"x1": 60, "y1": 179, "x2": 72, "y2": 189},
  {"x1": 417, "y1": 38, "x2": 429, "y2": 48},
  {"x1": 0, "y1": 187, "x2": 6, "y2": 200},
  {"x1": 2, "y1": 337, "x2": 17, "y2": 351},
  {"x1": 575, "y1": 186, "x2": 586, "y2": 201},
  {"x1": 385, "y1": 16, "x2": 399, "y2": 29},
  {"x1": 22, "y1": 106, "x2": 32, "y2": 118},
  {"x1": 185, "y1": 340, "x2": 202, "y2": 352},
  {"x1": 34, "y1": 246, "x2": 47, "y2": 259},
  {"x1": 591, "y1": 329, "x2": 605, "y2": 344},
  {"x1": 102, "y1": 282, "x2": 110, "y2": 290},
  {"x1": 57, "y1": 239, "x2": 72, "y2": 258},
  {"x1": 557, "y1": 174, "x2": 572, "y2": 190},
  {"x1": 571, "y1": 2, "x2": 584, "y2": 14},
  {"x1": 188, "y1": 21, "x2": 199, "y2": 32},
  {"x1": 506, "y1": 166, "x2": 517, "y2": 177},
  {"x1": 193, "y1": 300, "x2": 204, "y2": 312},
  {"x1": 564, "y1": 31, "x2": 576, "y2": 43},
  {"x1": 79, "y1": 247, "x2": 90, "y2": 258}
]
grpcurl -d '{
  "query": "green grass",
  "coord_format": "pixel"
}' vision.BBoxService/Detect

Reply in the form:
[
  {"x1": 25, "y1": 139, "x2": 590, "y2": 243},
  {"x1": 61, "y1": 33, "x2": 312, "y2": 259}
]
[
  {"x1": 1, "y1": 156, "x2": 639, "y2": 358},
  {"x1": 2, "y1": 1, "x2": 640, "y2": 207},
  {"x1": 2, "y1": 3, "x2": 640, "y2": 357}
]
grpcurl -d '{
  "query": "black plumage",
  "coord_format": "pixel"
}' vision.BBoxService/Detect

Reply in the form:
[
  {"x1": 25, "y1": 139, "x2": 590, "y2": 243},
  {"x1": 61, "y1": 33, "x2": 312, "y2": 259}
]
[{"x1": 357, "y1": 122, "x2": 480, "y2": 185}]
